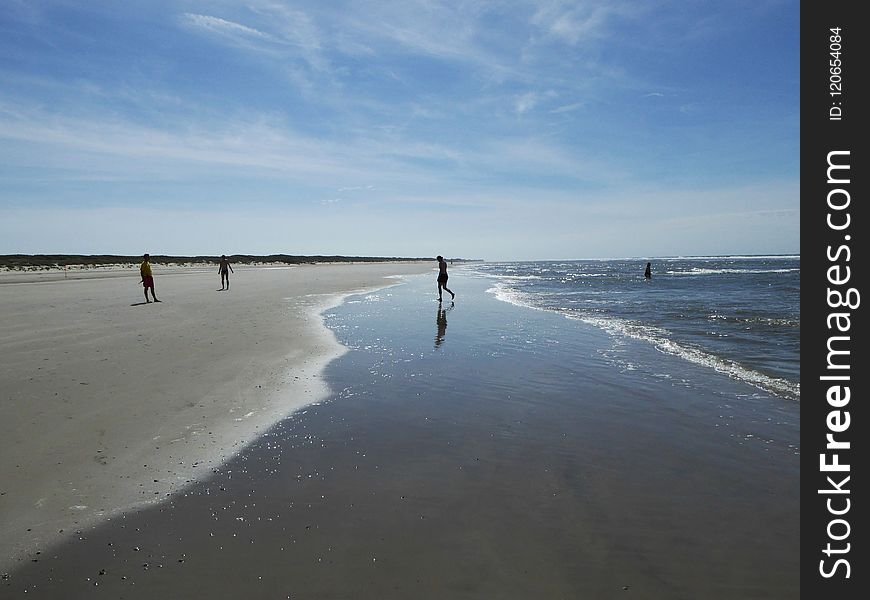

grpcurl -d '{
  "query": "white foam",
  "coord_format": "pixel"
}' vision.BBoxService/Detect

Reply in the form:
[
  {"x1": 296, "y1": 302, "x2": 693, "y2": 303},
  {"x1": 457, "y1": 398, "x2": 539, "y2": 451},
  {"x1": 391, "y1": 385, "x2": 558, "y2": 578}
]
[
  {"x1": 661, "y1": 255, "x2": 800, "y2": 261},
  {"x1": 486, "y1": 282, "x2": 800, "y2": 401},
  {"x1": 666, "y1": 267, "x2": 799, "y2": 276},
  {"x1": 483, "y1": 274, "x2": 544, "y2": 280},
  {"x1": 571, "y1": 314, "x2": 799, "y2": 401},
  {"x1": 486, "y1": 283, "x2": 543, "y2": 312}
]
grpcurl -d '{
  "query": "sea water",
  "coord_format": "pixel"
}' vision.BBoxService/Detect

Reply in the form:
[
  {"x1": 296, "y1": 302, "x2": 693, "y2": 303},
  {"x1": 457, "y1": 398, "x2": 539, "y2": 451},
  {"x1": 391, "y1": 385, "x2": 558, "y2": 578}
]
[{"x1": 467, "y1": 256, "x2": 800, "y2": 401}]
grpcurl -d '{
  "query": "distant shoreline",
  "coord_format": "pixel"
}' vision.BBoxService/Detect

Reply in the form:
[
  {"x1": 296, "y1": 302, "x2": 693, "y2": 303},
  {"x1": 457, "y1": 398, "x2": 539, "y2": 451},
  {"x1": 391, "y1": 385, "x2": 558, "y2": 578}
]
[{"x1": 0, "y1": 254, "x2": 483, "y2": 270}]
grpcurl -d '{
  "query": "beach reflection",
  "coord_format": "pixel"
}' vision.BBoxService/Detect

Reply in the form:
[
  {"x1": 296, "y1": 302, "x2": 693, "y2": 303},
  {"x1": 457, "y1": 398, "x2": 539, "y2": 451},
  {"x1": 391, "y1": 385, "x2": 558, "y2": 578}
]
[{"x1": 435, "y1": 302, "x2": 453, "y2": 349}]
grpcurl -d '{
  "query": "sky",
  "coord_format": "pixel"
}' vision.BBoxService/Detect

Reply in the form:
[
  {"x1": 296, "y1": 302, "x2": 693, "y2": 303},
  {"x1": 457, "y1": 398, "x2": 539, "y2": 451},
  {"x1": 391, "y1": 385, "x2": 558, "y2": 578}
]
[{"x1": 0, "y1": 0, "x2": 799, "y2": 261}]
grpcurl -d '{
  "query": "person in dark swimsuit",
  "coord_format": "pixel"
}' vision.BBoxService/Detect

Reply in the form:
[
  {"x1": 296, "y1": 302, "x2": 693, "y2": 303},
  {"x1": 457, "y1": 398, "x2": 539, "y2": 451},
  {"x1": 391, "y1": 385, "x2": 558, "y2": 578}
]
[
  {"x1": 644, "y1": 262, "x2": 652, "y2": 279},
  {"x1": 219, "y1": 255, "x2": 234, "y2": 290},
  {"x1": 436, "y1": 255, "x2": 455, "y2": 302}
]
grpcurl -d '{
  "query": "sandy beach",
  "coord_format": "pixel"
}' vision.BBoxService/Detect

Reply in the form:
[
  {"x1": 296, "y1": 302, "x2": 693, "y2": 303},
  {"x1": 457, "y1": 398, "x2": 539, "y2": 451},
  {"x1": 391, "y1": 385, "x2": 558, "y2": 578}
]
[
  {"x1": 0, "y1": 261, "x2": 431, "y2": 571},
  {"x1": 3, "y1": 268, "x2": 799, "y2": 598}
]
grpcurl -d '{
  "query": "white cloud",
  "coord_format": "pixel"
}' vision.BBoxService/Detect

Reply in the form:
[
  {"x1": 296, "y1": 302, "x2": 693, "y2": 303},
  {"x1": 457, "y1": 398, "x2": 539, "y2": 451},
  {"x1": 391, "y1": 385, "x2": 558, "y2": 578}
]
[
  {"x1": 181, "y1": 13, "x2": 271, "y2": 41},
  {"x1": 549, "y1": 101, "x2": 584, "y2": 114},
  {"x1": 515, "y1": 90, "x2": 557, "y2": 114},
  {"x1": 530, "y1": 1, "x2": 625, "y2": 45},
  {"x1": 515, "y1": 92, "x2": 538, "y2": 114},
  {"x1": 179, "y1": 7, "x2": 332, "y2": 82},
  {"x1": 1, "y1": 99, "x2": 598, "y2": 190},
  {"x1": 337, "y1": 185, "x2": 375, "y2": 192}
]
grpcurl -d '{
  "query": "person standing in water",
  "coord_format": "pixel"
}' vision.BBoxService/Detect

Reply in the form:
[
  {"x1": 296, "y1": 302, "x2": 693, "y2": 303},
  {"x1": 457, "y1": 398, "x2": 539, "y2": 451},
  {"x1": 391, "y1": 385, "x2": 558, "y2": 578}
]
[
  {"x1": 218, "y1": 255, "x2": 234, "y2": 290},
  {"x1": 140, "y1": 253, "x2": 159, "y2": 303},
  {"x1": 436, "y1": 255, "x2": 455, "y2": 302},
  {"x1": 644, "y1": 262, "x2": 652, "y2": 280}
]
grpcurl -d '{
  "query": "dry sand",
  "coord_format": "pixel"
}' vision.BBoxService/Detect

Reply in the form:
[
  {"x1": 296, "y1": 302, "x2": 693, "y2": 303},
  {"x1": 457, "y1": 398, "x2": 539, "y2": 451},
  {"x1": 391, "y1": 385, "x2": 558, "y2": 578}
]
[{"x1": 0, "y1": 261, "x2": 431, "y2": 570}]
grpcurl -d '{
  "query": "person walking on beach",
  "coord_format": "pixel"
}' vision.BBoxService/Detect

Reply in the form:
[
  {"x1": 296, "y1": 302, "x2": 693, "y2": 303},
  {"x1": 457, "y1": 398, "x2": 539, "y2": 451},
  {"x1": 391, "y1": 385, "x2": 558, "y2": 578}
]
[
  {"x1": 644, "y1": 262, "x2": 652, "y2": 280},
  {"x1": 140, "y1": 253, "x2": 160, "y2": 303},
  {"x1": 218, "y1": 255, "x2": 234, "y2": 290},
  {"x1": 436, "y1": 255, "x2": 455, "y2": 302}
]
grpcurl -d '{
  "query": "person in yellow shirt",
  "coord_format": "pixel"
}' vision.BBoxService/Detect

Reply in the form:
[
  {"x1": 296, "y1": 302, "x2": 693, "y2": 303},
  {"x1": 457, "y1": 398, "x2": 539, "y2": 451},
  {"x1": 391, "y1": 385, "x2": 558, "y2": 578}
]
[{"x1": 139, "y1": 253, "x2": 160, "y2": 303}]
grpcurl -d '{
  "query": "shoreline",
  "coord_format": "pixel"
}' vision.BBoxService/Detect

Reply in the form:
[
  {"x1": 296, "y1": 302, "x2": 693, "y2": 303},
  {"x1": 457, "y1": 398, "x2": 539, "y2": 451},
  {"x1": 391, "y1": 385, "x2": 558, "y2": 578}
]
[
  {"x1": 0, "y1": 261, "x2": 432, "y2": 285},
  {"x1": 0, "y1": 262, "x2": 432, "y2": 571}
]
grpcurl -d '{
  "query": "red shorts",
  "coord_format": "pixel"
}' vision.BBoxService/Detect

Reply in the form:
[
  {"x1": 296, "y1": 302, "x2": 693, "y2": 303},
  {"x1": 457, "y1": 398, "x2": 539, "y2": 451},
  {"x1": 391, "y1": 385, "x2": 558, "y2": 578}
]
[{"x1": 143, "y1": 275, "x2": 154, "y2": 288}]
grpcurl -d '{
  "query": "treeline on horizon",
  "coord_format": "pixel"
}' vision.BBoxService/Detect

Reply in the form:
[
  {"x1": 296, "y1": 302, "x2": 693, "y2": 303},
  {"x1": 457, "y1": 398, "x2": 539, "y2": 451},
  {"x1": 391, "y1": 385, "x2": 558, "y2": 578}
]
[{"x1": 0, "y1": 254, "x2": 479, "y2": 269}]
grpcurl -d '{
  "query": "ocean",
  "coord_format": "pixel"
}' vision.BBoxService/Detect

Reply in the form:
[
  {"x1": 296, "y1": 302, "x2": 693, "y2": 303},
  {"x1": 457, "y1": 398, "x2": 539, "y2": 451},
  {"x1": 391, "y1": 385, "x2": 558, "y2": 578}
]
[{"x1": 468, "y1": 256, "x2": 800, "y2": 402}]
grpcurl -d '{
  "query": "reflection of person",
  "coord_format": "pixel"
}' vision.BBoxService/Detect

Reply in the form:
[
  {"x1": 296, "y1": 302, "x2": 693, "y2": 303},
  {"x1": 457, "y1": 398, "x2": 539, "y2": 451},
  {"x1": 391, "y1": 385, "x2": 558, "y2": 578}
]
[
  {"x1": 644, "y1": 262, "x2": 652, "y2": 279},
  {"x1": 435, "y1": 303, "x2": 453, "y2": 349},
  {"x1": 436, "y1": 255, "x2": 455, "y2": 302},
  {"x1": 219, "y1": 255, "x2": 234, "y2": 290},
  {"x1": 436, "y1": 307, "x2": 447, "y2": 348},
  {"x1": 140, "y1": 253, "x2": 159, "y2": 303}
]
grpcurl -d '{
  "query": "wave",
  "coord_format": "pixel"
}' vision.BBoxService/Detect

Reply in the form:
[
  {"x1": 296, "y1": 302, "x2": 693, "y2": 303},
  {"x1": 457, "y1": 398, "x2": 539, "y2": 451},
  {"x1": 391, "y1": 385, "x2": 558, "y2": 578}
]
[
  {"x1": 471, "y1": 269, "x2": 609, "y2": 281},
  {"x1": 486, "y1": 274, "x2": 544, "y2": 280},
  {"x1": 486, "y1": 282, "x2": 799, "y2": 401},
  {"x1": 558, "y1": 273, "x2": 609, "y2": 279},
  {"x1": 487, "y1": 284, "x2": 544, "y2": 312},
  {"x1": 707, "y1": 313, "x2": 800, "y2": 328},
  {"x1": 571, "y1": 314, "x2": 800, "y2": 401},
  {"x1": 662, "y1": 255, "x2": 800, "y2": 261},
  {"x1": 666, "y1": 268, "x2": 799, "y2": 276}
]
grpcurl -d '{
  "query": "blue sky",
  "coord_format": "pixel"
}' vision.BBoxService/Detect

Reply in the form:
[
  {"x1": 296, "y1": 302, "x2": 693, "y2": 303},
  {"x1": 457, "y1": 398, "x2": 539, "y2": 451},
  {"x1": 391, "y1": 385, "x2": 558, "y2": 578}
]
[{"x1": 0, "y1": 0, "x2": 799, "y2": 260}]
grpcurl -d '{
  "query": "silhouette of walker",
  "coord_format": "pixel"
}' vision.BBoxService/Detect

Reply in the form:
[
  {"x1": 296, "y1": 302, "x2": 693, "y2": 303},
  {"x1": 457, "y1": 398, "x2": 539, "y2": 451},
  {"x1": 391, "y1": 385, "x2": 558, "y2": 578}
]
[
  {"x1": 436, "y1": 255, "x2": 455, "y2": 302},
  {"x1": 218, "y1": 255, "x2": 234, "y2": 290},
  {"x1": 644, "y1": 262, "x2": 652, "y2": 280}
]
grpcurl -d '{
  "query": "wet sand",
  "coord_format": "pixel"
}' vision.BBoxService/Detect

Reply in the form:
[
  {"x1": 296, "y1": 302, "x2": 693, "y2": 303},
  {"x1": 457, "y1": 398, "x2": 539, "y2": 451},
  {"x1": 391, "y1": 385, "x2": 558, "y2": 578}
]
[
  {"x1": 0, "y1": 262, "x2": 431, "y2": 572},
  {"x1": 3, "y1": 272, "x2": 799, "y2": 598}
]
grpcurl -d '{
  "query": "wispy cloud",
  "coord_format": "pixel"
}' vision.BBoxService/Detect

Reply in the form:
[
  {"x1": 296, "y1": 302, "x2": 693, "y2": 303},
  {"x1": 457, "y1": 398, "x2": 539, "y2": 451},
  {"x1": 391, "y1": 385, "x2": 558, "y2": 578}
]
[
  {"x1": 549, "y1": 101, "x2": 584, "y2": 114},
  {"x1": 0, "y1": 106, "x2": 369, "y2": 181},
  {"x1": 0, "y1": 97, "x2": 615, "y2": 193},
  {"x1": 530, "y1": 0, "x2": 640, "y2": 45},
  {"x1": 335, "y1": 1, "x2": 487, "y2": 61},
  {"x1": 338, "y1": 185, "x2": 375, "y2": 192},
  {"x1": 515, "y1": 90, "x2": 558, "y2": 114},
  {"x1": 181, "y1": 13, "x2": 271, "y2": 41},
  {"x1": 178, "y1": 5, "x2": 333, "y2": 86},
  {"x1": 515, "y1": 92, "x2": 539, "y2": 115}
]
